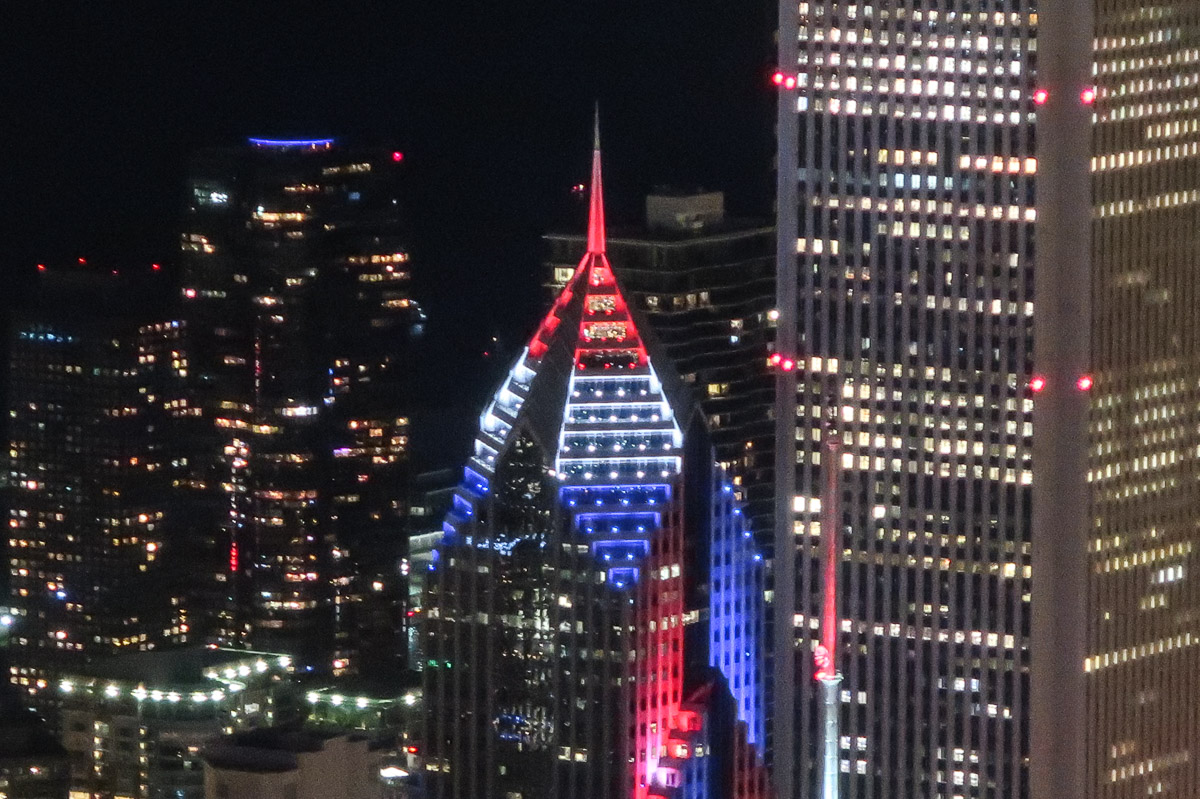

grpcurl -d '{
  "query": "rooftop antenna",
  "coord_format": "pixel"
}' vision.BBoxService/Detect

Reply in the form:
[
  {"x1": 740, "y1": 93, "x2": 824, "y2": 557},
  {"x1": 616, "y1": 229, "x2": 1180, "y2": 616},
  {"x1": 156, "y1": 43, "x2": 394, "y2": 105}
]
[{"x1": 815, "y1": 408, "x2": 843, "y2": 799}]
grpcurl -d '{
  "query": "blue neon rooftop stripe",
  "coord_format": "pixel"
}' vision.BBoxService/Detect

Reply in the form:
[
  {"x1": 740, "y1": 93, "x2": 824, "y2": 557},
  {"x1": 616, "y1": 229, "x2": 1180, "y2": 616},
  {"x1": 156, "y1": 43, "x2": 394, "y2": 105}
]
[{"x1": 247, "y1": 137, "x2": 335, "y2": 147}]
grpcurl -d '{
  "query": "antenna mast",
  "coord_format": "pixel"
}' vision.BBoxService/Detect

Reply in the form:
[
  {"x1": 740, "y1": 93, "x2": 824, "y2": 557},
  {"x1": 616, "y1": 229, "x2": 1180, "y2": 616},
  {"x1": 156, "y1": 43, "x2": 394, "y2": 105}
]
[{"x1": 815, "y1": 420, "x2": 842, "y2": 799}]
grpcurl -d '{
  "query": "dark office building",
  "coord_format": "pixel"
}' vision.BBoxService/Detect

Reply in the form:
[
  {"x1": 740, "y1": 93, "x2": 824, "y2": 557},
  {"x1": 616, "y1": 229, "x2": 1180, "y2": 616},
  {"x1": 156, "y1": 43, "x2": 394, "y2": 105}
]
[
  {"x1": 179, "y1": 138, "x2": 423, "y2": 676},
  {"x1": 5, "y1": 265, "x2": 210, "y2": 699},
  {"x1": 544, "y1": 192, "x2": 775, "y2": 540}
]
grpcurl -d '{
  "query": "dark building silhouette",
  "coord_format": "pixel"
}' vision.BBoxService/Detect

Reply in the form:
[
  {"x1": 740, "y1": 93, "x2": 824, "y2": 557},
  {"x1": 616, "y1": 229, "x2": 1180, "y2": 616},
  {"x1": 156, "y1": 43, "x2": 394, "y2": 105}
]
[
  {"x1": 0, "y1": 682, "x2": 68, "y2": 799},
  {"x1": 5, "y1": 265, "x2": 207, "y2": 695}
]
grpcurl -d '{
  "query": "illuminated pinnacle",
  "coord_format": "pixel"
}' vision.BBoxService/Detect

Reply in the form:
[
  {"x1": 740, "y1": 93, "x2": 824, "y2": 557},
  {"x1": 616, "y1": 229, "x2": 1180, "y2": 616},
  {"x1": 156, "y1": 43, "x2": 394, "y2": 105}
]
[{"x1": 587, "y1": 104, "x2": 606, "y2": 256}]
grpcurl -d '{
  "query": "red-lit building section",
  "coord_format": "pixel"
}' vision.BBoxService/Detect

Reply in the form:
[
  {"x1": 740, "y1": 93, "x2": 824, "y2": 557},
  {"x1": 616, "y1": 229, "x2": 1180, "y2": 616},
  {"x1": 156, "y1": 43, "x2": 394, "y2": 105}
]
[
  {"x1": 651, "y1": 682, "x2": 772, "y2": 799},
  {"x1": 565, "y1": 135, "x2": 683, "y2": 797}
]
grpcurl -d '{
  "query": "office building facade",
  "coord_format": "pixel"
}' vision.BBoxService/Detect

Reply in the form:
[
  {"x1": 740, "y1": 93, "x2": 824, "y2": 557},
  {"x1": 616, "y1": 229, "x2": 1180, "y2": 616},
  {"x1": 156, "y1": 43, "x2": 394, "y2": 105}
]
[
  {"x1": 776, "y1": 4, "x2": 1038, "y2": 798},
  {"x1": 777, "y1": 1, "x2": 1200, "y2": 797},
  {"x1": 1087, "y1": 2, "x2": 1200, "y2": 796},
  {"x1": 422, "y1": 135, "x2": 769, "y2": 799},
  {"x1": 180, "y1": 138, "x2": 422, "y2": 674},
  {"x1": 6, "y1": 267, "x2": 204, "y2": 685}
]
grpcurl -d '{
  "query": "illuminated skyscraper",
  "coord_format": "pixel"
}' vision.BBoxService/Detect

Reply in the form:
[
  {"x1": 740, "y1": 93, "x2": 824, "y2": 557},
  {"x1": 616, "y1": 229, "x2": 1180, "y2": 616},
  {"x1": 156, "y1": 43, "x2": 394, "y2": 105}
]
[
  {"x1": 543, "y1": 191, "x2": 777, "y2": 541},
  {"x1": 775, "y1": 0, "x2": 1200, "y2": 797},
  {"x1": 180, "y1": 138, "x2": 423, "y2": 675},
  {"x1": 422, "y1": 129, "x2": 769, "y2": 799}
]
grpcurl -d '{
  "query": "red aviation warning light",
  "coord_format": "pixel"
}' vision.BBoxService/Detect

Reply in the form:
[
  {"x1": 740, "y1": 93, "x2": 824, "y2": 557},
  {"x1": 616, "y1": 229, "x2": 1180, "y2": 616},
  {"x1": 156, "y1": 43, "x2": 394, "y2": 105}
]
[
  {"x1": 1080, "y1": 87, "x2": 1097, "y2": 105},
  {"x1": 768, "y1": 352, "x2": 797, "y2": 371},
  {"x1": 1077, "y1": 374, "x2": 1094, "y2": 391},
  {"x1": 392, "y1": 151, "x2": 404, "y2": 162},
  {"x1": 1029, "y1": 375, "x2": 1047, "y2": 393},
  {"x1": 772, "y1": 71, "x2": 798, "y2": 90},
  {"x1": 1033, "y1": 88, "x2": 1050, "y2": 105}
]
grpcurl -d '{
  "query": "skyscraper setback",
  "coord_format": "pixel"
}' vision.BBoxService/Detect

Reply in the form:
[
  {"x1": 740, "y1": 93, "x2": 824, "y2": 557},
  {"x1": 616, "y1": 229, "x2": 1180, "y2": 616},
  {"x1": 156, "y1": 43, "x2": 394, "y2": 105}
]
[
  {"x1": 776, "y1": 1, "x2": 1200, "y2": 798},
  {"x1": 180, "y1": 138, "x2": 423, "y2": 675},
  {"x1": 422, "y1": 131, "x2": 769, "y2": 799}
]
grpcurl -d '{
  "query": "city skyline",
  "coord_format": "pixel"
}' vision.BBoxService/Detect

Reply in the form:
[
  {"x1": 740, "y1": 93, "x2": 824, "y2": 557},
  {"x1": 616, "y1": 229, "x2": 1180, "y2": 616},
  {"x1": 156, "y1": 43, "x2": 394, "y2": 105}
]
[
  {"x1": 3, "y1": 3, "x2": 1200, "y2": 799},
  {"x1": 2, "y1": 5, "x2": 774, "y2": 482}
]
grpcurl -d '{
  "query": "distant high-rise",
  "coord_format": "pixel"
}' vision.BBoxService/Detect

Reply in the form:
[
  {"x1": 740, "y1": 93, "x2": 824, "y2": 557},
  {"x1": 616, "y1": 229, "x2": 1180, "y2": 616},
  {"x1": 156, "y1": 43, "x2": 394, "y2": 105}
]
[
  {"x1": 775, "y1": 0, "x2": 1200, "y2": 797},
  {"x1": 6, "y1": 266, "x2": 202, "y2": 683},
  {"x1": 422, "y1": 131, "x2": 769, "y2": 799},
  {"x1": 543, "y1": 191, "x2": 776, "y2": 540},
  {"x1": 180, "y1": 137, "x2": 423, "y2": 675}
]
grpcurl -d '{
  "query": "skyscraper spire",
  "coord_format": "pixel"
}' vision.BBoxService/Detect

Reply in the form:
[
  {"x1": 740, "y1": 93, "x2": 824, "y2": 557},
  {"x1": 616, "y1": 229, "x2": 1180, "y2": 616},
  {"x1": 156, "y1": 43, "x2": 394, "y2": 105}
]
[{"x1": 587, "y1": 105, "x2": 606, "y2": 255}]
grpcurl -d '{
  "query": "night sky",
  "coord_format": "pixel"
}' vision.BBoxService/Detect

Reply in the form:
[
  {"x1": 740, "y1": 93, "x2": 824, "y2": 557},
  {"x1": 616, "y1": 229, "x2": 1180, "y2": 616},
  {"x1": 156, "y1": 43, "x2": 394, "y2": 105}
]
[{"x1": 1, "y1": 3, "x2": 774, "y2": 467}]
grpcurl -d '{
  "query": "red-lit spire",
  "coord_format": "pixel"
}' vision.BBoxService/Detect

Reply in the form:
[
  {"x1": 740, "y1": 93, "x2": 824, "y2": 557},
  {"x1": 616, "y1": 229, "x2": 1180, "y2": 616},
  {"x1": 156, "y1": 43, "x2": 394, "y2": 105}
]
[{"x1": 587, "y1": 106, "x2": 606, "y2": 255}]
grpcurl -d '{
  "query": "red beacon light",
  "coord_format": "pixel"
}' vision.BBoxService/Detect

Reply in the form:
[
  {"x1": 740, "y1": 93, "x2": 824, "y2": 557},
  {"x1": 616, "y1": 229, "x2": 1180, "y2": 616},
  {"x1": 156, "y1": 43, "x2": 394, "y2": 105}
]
[
  {"x1": 1032, "y1": 88, "x2": 1049, "y2": 105},
  {"x1": 772, "y1": 71, "x2": 785, "y2": 86},
  {"x1": 772, "y1": 71, "x2": 798, "y2": 90},
  {"x1": 1077, "y1": 374, "x2": 1094, "y2": 391},
  {"x1": 36, "y1": 263, "x2": 46, "y2": 272},
  {"x1": 769, "y1": 352, "x2": 799, "y2": 371},
  {"x1": 1080, "y1": 87, "x2": 1096, "y2": 105},
  {"x1": 152, "y1": 263, "x2": 161, "y2": 271},
  {"x1": 1029, "y1": 375, "x2": 1047, "y2": 393},
  {"x1": 391, "y1": 151, "x2": 404, "y2": 162}
]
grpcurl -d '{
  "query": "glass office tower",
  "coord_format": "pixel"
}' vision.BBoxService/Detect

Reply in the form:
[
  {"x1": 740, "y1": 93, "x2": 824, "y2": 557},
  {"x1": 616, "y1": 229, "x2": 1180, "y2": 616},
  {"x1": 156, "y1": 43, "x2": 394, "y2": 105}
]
[{"x1": 1088, "y1": 2, "x2": 1200, "y2": 797}]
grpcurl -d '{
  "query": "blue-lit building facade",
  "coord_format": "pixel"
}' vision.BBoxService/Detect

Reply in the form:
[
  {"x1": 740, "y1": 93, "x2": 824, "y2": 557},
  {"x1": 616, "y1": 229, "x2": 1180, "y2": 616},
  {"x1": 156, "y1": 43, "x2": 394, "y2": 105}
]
[{"x1": 421, "y1": 133, "x2": 768, "y2": 799}]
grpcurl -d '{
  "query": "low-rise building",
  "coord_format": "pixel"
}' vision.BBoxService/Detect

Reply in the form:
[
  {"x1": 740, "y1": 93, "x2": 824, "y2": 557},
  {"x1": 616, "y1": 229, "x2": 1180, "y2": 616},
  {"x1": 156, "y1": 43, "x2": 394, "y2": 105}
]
[
  {"x1": 52, "y1": 648, "x2": 296, "y2": 799},
  {"x1": 202, "y1": 729, "x2": 383, "y2": 799},
  {"x1": 0, "y1": 685, "x2": 68, "y2": 799}
]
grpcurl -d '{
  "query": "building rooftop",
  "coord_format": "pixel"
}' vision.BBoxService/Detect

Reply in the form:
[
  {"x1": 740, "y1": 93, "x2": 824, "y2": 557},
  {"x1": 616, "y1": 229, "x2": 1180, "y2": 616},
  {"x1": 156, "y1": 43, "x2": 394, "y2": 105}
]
[
  {"x1": 202, "y1": 728, "x2": 367, "y2": 774},
  {"x1": 0, "y1": 686, "x2": 66, "y2": 764},
  {"x1": 75, "y1": 647, "x2": 289, "y2": 687}
]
